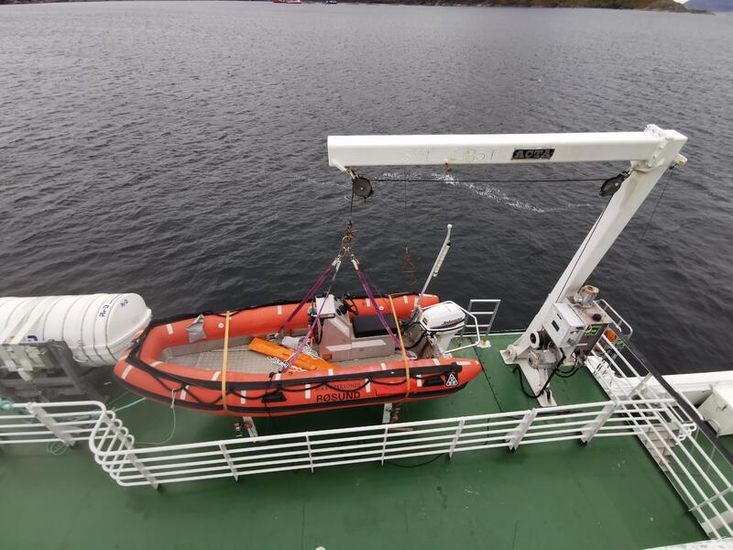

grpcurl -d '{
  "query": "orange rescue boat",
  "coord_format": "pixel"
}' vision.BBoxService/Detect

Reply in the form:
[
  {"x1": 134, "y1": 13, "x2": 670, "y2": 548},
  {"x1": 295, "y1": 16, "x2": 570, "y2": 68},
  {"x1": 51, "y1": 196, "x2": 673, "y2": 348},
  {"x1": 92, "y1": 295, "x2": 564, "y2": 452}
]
[{"x1": 114, "y1": 293, "x2": 483, "y2": 417}]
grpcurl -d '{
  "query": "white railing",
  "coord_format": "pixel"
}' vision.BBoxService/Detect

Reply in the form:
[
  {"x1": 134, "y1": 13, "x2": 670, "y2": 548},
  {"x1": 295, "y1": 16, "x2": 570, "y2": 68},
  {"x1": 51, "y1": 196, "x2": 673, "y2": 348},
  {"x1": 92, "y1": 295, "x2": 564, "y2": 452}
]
[
  {"x1": 0, "y1": 401, "x2": 105, "y2": 446},
  {"x1": 445, "y1": 305, "x2": 482, "y2": 354},
  {"x1": 587, "y1": 336, "x2": 733, "y2": 539},
  {"x1": 0, "y1": 400, "x2": 159, "y2": 488},
  {"x1": 0, "y1": 397, "x2": 682, "y2": 488},
  {"x1": 463, "y1": 299, "x2": 501, "y2": 338},
  {"x1": 90, "y1": 398, "x2": 684, "y2": 488},
  {"x1": 597, "y1": 299, "x2": 633, "y2": 339}
]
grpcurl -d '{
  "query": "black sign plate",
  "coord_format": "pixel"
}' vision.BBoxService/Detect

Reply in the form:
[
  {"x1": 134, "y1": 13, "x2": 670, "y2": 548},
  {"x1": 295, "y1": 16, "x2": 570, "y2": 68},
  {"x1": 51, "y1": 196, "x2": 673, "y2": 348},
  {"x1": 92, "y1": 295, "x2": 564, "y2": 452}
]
[{"x1": 512, "y1": 148, "x2": 555, "y2": 160}]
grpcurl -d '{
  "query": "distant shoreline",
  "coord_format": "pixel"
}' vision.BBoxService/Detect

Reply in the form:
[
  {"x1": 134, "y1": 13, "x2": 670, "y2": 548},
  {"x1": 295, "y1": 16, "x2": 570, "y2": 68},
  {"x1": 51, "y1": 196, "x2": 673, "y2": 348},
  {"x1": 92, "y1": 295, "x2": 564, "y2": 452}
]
[{"x1": 0, "y1": 0, "x2": 706, "y2": 14}]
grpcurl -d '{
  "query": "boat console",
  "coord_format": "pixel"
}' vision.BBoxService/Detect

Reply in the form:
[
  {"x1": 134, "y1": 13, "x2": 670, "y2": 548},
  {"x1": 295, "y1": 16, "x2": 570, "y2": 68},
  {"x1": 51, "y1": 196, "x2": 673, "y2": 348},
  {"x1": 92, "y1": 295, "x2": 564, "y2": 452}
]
[
  {"x1": 315, "y1": 294, "x2": 467, "y2": 364},
  {"x1": 316, "y1": 294, "x2": 406, "y2": 363}
]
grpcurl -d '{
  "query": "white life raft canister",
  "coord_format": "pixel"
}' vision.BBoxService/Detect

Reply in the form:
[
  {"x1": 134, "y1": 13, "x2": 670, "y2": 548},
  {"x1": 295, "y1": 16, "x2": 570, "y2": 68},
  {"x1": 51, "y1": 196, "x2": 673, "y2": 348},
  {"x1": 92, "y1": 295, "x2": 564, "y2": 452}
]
[{"x1": 0, "y1": 294, "x2": 151, "y2": 367}]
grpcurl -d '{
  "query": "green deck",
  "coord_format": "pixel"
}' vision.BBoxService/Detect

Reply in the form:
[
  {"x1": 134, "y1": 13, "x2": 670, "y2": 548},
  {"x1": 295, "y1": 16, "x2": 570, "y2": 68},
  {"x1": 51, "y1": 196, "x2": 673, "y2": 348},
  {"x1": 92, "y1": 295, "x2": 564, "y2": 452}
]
[{"x1": 0, "y1": 333, "x2": 707, "y2": 549}]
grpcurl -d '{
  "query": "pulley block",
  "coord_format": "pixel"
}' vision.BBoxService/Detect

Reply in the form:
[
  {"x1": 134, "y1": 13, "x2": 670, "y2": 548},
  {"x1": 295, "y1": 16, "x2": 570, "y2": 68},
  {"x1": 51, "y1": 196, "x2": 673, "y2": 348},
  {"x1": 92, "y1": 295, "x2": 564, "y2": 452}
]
[{"x1": 352, "y1": 176, "x2": 373, "y2": 199}]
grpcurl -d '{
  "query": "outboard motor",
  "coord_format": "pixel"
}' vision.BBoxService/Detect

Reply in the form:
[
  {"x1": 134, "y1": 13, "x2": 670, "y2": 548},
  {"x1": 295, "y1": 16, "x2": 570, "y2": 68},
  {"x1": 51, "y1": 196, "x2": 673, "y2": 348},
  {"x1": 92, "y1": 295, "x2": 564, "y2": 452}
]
[{"x1": 417, "y1": 301, "x2": 466, "y2": 355}]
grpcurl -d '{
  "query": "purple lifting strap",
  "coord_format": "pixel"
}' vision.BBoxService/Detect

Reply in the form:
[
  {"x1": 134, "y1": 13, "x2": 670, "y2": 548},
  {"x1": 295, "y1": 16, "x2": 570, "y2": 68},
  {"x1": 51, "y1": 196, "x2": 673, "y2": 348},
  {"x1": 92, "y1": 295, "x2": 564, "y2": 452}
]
[
  {"x1": 283, "y1": 264, "x2": 341, "y2": 372},
  {"x1": 355, "y1": 266, "x2": 401, "y2": 349},
  {"x1": 279, "y1": 262, "x2": 335, "y2": 334},
  {"x1": 283, "y1": 312, "x2": 319, "y2": 373}
]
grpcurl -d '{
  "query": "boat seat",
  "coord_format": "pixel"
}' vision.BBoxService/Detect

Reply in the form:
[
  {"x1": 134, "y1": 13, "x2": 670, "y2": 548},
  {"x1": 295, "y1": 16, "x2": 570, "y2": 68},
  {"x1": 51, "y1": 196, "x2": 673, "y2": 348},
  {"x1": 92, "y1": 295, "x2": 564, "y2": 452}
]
[{"x1": 352, "y1": 314, "x2": 397, "y2": 339}]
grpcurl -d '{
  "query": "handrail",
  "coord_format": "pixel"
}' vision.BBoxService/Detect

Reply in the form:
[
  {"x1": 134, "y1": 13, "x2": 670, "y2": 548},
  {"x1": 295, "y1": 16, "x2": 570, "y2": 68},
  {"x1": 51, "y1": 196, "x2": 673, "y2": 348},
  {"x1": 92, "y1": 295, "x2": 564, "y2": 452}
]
[
  {"x1": 587, "y1": 335, "x2": 733, "y2": 538},
  {"x1": 597, "y1": 299, "x2": 633, "y2": 338},
  {"x1": 462, "y1": 299, "x2": 501, "y2": 338},
  {"x1": 445, "y1": 306, "x2": 482, "y2": 354},
  {"x1": 1, "y1": 393, "x2": 729, "y2": 538}
]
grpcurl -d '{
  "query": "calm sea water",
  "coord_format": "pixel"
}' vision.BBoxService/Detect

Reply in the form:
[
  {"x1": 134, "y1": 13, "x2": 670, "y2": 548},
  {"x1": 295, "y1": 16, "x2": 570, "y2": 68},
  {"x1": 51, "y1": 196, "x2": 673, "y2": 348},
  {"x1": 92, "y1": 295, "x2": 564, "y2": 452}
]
[{"x1": 0, "y1": 2, "x2": 731, "y2": 374}]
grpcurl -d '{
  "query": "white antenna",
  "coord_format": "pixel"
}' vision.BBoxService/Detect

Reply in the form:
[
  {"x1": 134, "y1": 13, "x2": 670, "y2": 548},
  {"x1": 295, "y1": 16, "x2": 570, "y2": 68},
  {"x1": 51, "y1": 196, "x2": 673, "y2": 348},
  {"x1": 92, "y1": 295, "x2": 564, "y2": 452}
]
[{"x1": 413, "y1": 224, "x2": 452, "y2": 313}]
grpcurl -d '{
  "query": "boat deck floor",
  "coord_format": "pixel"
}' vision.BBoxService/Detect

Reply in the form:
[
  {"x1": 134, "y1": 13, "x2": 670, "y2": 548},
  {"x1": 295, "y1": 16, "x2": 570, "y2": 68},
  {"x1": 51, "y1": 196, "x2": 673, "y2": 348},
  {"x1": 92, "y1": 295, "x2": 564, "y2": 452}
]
[
  {"x1": 0, "y1": 332, "x2": 708, "y2": 549},
  {"x1": 175, "y1": 345, "x2": 406, "y2": 372}
]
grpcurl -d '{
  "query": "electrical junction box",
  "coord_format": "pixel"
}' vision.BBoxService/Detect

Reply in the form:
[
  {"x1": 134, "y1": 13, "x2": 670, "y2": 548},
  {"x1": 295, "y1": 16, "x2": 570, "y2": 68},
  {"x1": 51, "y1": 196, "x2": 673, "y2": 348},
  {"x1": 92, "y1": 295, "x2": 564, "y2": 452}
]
[
  {"x1": 698, "y1": 384, "x2": 733, "y2": 436},
  {"x1": 543, "y1": 302, "x2": 585, "y2": 351},
  {"x1": 571, "y1": 302, "x2": 612, "y2": 358},
  {"x1": 543, "y1": 300, "x2": 613, "y2": 358}
]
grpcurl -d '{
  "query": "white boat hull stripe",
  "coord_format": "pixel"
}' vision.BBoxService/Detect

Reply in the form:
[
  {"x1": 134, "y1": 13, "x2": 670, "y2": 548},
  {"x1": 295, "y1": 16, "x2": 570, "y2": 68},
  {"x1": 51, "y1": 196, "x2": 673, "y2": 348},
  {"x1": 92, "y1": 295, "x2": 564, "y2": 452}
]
[
  {"x1": 166, "y1": 324, "x2": 174, "y2": 335},
  {"x1": 121, "y1": 365, "x2": 133, "y2": 380}
]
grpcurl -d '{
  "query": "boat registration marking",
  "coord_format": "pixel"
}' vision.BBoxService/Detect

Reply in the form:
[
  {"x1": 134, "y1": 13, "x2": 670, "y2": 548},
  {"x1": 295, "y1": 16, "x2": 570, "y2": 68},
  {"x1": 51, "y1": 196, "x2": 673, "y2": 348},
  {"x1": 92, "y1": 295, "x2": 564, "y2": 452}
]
[
  {"x1": 121, "y1": 365, "x2": 133, "y2": 380},
  {"x1": 416, "y1": 375, "x2": 423, "y2": 388},
  {"x1": 211, "y1": 371, "x2": 221, "y2": 381},
  {"x1": 240, "y1": 390, "x2": 246, "y2": 404},
  {"x1": 380, "y1": 363, "x2": 387, "y2": 370},
  {"x1": 179, "y1": 388, "x2": 187, "y2": 400},
  {"x1": 365, "y1": 381, "x2": 371, "y2": 393},
  {"x1": 433, "y1": 359, "x2": 440, "y2": 366},
  {"x1": 403, "y1": 295, "x2": 408, "y2": 304},
  {"x1": 275, "y1": 373, "x2": 281, "y2": 381},
  {"x1": 277, "y1": 305, "x2": 283, "y2": 315},
  {"x1": 328, "y1": 368, "x2": 334, "y2": 376},
  {"x1": 166, "y1": 323, "x2": 174, "y2": 335},
  {"x1": 365, "y1": 298, "x2": 371, "y2": 307},
  {"x1": 305, "y1": 384, "x2": 311, "y2": 399},
  {"x1": 152, "y1": 361, "x2": 163, "y2": 367},
  {"x1": 457, "y1": 360, "x2": 471, "y2": 366}
]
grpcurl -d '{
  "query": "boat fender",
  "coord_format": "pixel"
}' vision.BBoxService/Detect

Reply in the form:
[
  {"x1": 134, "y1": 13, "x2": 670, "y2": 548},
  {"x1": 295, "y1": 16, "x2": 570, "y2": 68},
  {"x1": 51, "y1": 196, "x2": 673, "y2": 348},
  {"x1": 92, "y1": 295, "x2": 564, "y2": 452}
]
[{"x1": 186, "y1": 315, "x2": 206, "y2": 343}]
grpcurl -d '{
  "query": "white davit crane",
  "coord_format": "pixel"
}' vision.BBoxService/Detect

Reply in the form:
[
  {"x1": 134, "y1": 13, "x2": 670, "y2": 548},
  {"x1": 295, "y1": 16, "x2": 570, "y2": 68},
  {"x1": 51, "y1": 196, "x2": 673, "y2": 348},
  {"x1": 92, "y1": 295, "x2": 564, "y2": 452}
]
[{"x1": 328, "y1": 125, "x2": 687, "y2": 406}]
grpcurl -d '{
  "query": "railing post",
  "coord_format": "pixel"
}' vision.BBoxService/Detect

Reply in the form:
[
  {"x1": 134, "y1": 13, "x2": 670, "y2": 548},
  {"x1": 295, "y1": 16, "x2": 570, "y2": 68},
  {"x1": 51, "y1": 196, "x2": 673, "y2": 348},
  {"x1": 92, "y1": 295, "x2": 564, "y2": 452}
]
[
  {"x1": 581, "y1": 402, "x2": 618, "y2": 444},
  {"x1": 24, "y1": 404, "x2": 74, "y2": 446},
  {"x1": 507, "y1": 410, "x2": 537, "y2": 451},
  {"x1": 382, "y1": 403, "x2": 393, "y2": 424},
  {"x1": 448, "y1": 419, "x2": 465, "y2": 459},
  {"x1": 380, "y1": 425, "x2": 389, "y2": 465},
  {"x1": 219, "y1": 442, "x2": 239, "y2": 481},
  {"x1": 305, "y1": 433, "x2": 315, "y2": 473}
]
